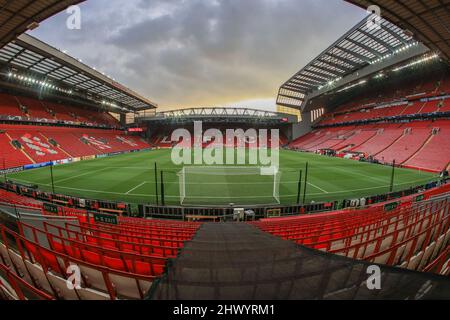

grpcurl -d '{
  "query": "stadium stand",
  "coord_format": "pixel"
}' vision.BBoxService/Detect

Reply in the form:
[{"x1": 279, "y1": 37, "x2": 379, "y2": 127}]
[
  {"x1": 151, "y1": 194, "x2": 450, "y2": 299},
  {"x1": 253, "y1": 186, "x2": 450, "y2": 274},
  {"x1": 0, "y1": 131, "x2": 32, "y2": 168},
  {"x1": 149, "y1": 127, "x2": 288, "y2": 149},
  {"x1": 0, "y1": 196, "x2": 201, "y2": 300},
  {"x1": 0, "y1": 190, "x2": 42, "y2": 208},
  {"x1": 404, "y1": 121, "x2": 450, "y2": 172},
  {"x1": 0, "y1": 93, "x2": 25, "y2": 117},
  {"x1": 289, "y1": 71, "x2": 450, "y2": 172},
  {"x1": 1, "y1": 180, "x2": 448, "y2": 300},
  {"x1": 1, "y1": 1, "x2": 449, "y2": 302},
  {"x1": 375, "y1": 125, "x2": 433, "y2": 165},
  {"x1": 0, "y1": 93, "x2": 120, "y2": 127},
  {"x1": 0, "y1": 124, "x2": 151, "y2": 167}
]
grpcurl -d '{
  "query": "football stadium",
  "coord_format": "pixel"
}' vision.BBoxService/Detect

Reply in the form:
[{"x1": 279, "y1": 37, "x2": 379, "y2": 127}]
[{"x1": 0, "y1": 0, "x2": 449, "y2": 305}]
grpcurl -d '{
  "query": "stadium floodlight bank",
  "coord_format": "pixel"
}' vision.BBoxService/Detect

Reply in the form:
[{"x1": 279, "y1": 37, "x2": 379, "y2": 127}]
[{"x1": 178, "y1": 166, "x2": 281, "y2": 206}]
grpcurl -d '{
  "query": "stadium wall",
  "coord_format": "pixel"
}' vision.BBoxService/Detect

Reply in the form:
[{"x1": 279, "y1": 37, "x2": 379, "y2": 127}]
[{"x1": 291, "y1": 111, "x2": 312, "y2": 140}]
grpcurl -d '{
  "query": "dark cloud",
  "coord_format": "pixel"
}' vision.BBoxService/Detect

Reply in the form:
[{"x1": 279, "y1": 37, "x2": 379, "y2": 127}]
[{"x1": 31, "y1": 0, "x2": 366, "y2": 110}]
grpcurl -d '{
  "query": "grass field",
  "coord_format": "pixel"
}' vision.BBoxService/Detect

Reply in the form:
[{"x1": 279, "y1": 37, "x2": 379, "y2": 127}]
[{"x1": 6, "y1": 149, "x2": 439, "y2": 206}]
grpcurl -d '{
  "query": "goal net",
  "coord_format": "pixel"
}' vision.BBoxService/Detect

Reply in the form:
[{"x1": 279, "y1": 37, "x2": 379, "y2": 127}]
[{"x1": 178, "y1": 166, "x2": 281, "y2": 206}]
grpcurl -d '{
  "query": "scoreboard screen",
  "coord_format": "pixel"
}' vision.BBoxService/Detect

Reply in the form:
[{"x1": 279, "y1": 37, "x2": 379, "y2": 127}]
[{"x1": 128, "y1": 128, "x2": 144, "y2": 132}]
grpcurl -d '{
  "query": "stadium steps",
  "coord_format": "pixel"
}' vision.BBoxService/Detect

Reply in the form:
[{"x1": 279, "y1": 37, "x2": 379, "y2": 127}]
[
  {"x1": 397, "y1": 103, "x2": 411, "y2": 115},
  {"x1": 71, "y1": 132, "x2": 104, "y2": 154},
  {"x1": 289, "y1": 131, "x2": 326, "y2": 149},
  {"x1": 13, "y1": 96, "x2": 29, "y2": 118},
  {"x1": 332, "y1": 130, "x2": 376, "y2": 152},
  {"x1": 38, "y1": 132, "x2": 73, "y2": 158},
  {"x1": 375, "y1": 128, "x2": 433, "y2": 165},
  {"x1": 401, "y1": 133, "x2": 434, "y2": 165},
  {"x1": 349, "y1": 129, "x2": 380, "y2": 151},
  {"x1": 350, "y1": 126, "x2": 403, "y2": 155},
  {"x1": 372, "y1": 130, "x2": 406, "y2": 157},
  {"x1": 401, "y1": 102, "x2": 425, "y2": 116},
  {"x1": 403, "y1": 126, "x2": 450, "y2": 172},
  {"x1": 416, "y1": 101, "x2": 428, "y2": 114},
  {"x1": 0, "y1": 93, "x2": 24, "y2": 117},
  {"x1": 0, "y1": 133, "x2": 29, "y2": 168},
  {"x1": 16, "y1": 96, "x2": 52, "y2": 119},
  {"x1": 5, "y1": 132, "x2": 35, "y2": 164},
  {"x1": 304, "y1": 128, "x2": 353, "y2": 151}
]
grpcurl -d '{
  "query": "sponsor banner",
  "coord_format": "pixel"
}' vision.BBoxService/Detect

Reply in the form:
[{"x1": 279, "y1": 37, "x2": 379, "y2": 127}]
[
  {"x1": 43, "y1": 202, "x2": 59, "y2": 214},
  {"x1": 0, "y1": 166, "x2": 24, "y2": 175},
  {"x1": 427, "y1": 94, "x2": 449, "y2": 102},
  {"x1": 107, "y1": 151, "x2": 124, "y2": 156},
  {"x1": 2, "y1": 149, "x2": 148, "y2": 174},
  {"x1": 93, "y1": 212, "x2": 118, "y2": 225},
  {"x1": 23, "y1": 162, "x2": 53, "y2": 170},
  {"x1": 81, "y1": 155, "x2": 96, "y2": 161},
  {"x1": 52, "y1": 158, "x2": 72, "y2": 166}
]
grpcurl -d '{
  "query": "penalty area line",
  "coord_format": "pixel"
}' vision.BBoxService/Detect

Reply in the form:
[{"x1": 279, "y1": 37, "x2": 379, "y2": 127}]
[
  {"x1": 307, "y1": 182, "x2": 329, "y2": 194},
  {"x1": 125, "y1": 181, "x2": 148, "y2": 195}
]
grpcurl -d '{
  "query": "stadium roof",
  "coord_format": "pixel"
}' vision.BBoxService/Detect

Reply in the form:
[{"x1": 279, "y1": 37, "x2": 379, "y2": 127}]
[
  {"x1": 0, "y1": 0, "x2": 84, "y2": 49},
  {"x1": 0, "y1": 34, "x2": 157, "y2": 112},
  {"x1": 277, "y1": 15, "x2": 419, "y2": 108},
  {"x1": 153, "y1": 107, "x2": 282, "y2": 118},
  {"x1": 136, "y1": 107, "x2": 296, "y2": 124},
  {"x1": 347, "y1": 0, "x2": 450, "y2": 61}
]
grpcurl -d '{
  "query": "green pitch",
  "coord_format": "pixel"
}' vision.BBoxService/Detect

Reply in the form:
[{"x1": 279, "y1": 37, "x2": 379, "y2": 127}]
[{"x1": 7, "y1": 149, "x2": 438, "y2": 206}]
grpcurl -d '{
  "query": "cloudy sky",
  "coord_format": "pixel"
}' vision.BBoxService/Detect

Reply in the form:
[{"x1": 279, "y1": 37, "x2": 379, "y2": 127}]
[{"x1": 30, "y1": 0, "x2": 366, "y2": 111}]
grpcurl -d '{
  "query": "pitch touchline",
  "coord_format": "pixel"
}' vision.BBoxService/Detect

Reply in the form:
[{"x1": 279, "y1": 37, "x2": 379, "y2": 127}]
[{"x1": 9, "y1": 176, "x2": 437, "y2": 199}]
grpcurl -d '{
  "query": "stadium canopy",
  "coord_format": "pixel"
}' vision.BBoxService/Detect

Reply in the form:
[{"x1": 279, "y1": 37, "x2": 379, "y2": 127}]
[
  {"x1": 0, "y1": 34, "x2": 157, "y2": 112},
  {"x1": 136, "y1": 107, "x2": 297, "y2": 124},
  {"x1": 0, "y1": 0, "x2": 84, "y2": 49},
  {"x1": 277, "y1": 15, "x2": 427, "y2": 109},
  {"x1": 347, "y1": 0, "x2": 450, "y2": 62}
]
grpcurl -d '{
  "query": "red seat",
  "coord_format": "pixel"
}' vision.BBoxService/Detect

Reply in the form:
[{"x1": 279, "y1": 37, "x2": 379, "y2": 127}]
[
  {"x1": 103, "y1": 256, "x2": 126, "y2": 271},
  {"x1": 81, "y1": 250, "x2": 102, "y2": 265}
]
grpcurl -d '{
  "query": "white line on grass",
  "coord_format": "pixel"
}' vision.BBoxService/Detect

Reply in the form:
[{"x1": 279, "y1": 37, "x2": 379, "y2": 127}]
[
  {"x1": 9, "y1": 176, "x2": 437, "y2": 199},
  {"x1": 307, "y1": 182, "x2": 329, "y2": 193},
  {"x1": 54, "y1": 167, "x2": 111, "y2": 184},
  {"x1": 125, "y1": 181, "x2": 148, "y2": 194},
  {"x1": 333, "y1": 166, "x2": 388, "y2": 183}
]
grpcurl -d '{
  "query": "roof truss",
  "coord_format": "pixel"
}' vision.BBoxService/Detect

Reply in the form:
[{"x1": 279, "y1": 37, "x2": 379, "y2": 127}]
[
  {"x1": 278, "y1": 14, "x2": 416, "y2": 108},
  {"x1": 0, "y1": 34, "x2": 157, "y2": 111}
]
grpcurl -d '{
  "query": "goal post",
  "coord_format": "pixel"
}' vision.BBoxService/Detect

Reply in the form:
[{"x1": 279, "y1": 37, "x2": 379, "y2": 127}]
[
  {"x1": 179, "y1": 166, "x2": 186, "y2": 205},
  {"x1": 177, "y1": 166, "x2": 281, "y2": 206}
]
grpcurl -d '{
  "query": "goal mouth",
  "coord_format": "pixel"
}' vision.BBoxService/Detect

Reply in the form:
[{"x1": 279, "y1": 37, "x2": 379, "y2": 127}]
[{"x1": 178, "y1": 166, "x2": 281, "y2": 206}]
